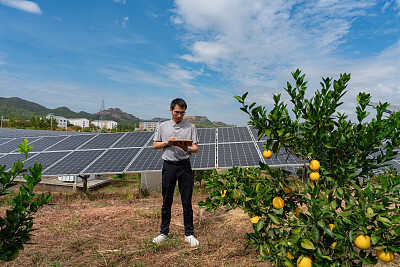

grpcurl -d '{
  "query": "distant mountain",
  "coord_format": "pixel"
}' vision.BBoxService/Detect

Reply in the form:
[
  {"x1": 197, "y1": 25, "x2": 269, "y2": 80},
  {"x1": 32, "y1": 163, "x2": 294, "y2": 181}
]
[
  {"x1": 0, "y1": 97, "x2": 139, "y2": 126},
  {"x1": 99, "y1": 108, "x2": 138, "y2": 122},
  {"x1": 152, "y1": 115, "x2": 235, "y2": 128},
  {"x1": 0, "y1": 97, "x2": 233, "y2": 128}
]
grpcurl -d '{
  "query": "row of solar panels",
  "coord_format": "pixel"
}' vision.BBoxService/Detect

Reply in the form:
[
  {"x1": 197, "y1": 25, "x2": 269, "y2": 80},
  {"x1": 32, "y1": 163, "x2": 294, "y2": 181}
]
[{"x1": 0, "y1": 126, "x2": 302, "y2": 176}]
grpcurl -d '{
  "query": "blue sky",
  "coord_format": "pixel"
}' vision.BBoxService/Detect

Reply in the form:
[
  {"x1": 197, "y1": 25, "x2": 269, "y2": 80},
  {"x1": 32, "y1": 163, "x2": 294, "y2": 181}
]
[{"x1": 0, "y1": 0, "x2": 400, "y2": 126}]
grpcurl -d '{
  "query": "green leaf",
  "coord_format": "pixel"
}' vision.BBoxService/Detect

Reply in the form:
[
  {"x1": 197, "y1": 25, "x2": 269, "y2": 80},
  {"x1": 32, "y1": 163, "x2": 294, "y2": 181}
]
[
  {"x1": 317, "y1": 221, "x2": 333, "y2": 236},
  {"x1": 268, "y1": 214, "x2": 280, "y2": 224},
  {"x1": 311, "y1": 224, "x2": 320, "y2": 242},
  {"x1": 377, "y1": 216, "x2": 392, "y2": 228},
  {"x1": 256, "y1": 220, "x2": 264, "y2": 232},
  {"x1": 300, "y1": 239, "x2": 315, "y2": 250}
]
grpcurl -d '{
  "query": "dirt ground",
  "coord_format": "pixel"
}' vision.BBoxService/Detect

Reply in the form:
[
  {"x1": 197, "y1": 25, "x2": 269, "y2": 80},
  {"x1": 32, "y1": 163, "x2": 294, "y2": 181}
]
[{"x1": 1, "y1": 177, "x2": 399, "y2": 267}]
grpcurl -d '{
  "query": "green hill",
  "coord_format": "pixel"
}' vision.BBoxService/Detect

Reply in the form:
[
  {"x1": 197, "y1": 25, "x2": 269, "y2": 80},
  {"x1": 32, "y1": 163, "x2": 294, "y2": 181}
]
[
  {"x1": 0, "y1": 97, "x2": 233, "y2": 129},
  {"x1": 0, "y1": 97, "x2": 139, "y2": 126}
]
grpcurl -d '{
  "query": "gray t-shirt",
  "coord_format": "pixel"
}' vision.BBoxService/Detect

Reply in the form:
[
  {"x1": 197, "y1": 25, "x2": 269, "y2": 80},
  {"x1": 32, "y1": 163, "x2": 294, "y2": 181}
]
[{"x1": 153, "y1": 119, "x2": 199, "y2": 161}]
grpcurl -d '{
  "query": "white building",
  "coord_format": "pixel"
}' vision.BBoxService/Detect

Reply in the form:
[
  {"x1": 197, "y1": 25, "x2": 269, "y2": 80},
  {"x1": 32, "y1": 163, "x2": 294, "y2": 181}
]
[
  {"x1": 46, "y1": 114, "x2": 67, "y2": 129},
  {"x1": 92, "y1": 120, "x2": 118, "y2": 129},
  {"x1": 68, "y1": 118, "x2": 90, "y2": 129},
  {"x1": 138, "y1": 120, "x2": 167, "y2": 131}
]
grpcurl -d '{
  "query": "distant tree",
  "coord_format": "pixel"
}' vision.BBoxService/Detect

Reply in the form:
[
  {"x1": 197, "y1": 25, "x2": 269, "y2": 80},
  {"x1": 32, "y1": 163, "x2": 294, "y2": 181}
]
[
  {"x1": 8, "y1": 113, "x2": 16, "y2": 128},
  {"x1": 30, "y1": 117, "x2": 36, "y2": 129}
]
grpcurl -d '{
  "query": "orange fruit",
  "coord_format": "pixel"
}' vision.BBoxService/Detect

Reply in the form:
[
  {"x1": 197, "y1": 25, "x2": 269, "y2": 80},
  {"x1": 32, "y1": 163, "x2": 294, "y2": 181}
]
[
  {"x1": 220, "y1": 190, "x2": 227, "y2": 198},
  {"x1": 297, "y1": 256, "x2": 312, "y2": 267},
  {"x1": 354, "y1": 234, "x2": 371, "y2": 250},
  {"x1": 233, "y1": 189, "x2": 241, "y2": 200},
  {"x1": 329, "y1": 224, "x2": 335, "y2": 231},
  {"x1": 251, "y1": 216, "x2": 260, "y2": 224},
  {"x1": 295, "y1": 207, "x2": 303, "y2": 218},
  {"x1": 286, "y1": 251, "x2": 294, "y2": 259},
  {"x1": 376, "y1": 249, "x2": 394, "y2": 263},
  {"x1": 259, "y1": 246, "x2": 270, "y2": 257},
  {"x1": 309, "y1": 160, "x2": 320, "y2": 171},
  {"x1": 6, "y1": 248, "x2": 19, "y2": 261},
  {"x1": 284, "y1": 187, "x2": 294, "y2": 197},
  {"x1": 309, "y1": 172, "x2": 320, "y2": 181},
  {"x1": 272, "y1": 196, "x2": 284, "y2": 209},
  {"x1": 263, "y1": 150, "x2": 272, "y2": 159},
  {"x1": 331, "y1": 242, "x2": 337, "y2": 248}
]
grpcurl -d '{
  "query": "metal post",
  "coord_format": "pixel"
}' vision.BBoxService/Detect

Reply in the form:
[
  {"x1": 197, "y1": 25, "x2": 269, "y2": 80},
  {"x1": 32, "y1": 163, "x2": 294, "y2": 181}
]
[
  {"x1": 79, "y1": 175, "x2": 89, "y2": 194},
  {"x1": 1, "y1": 116, "x2": 3, "y2": 127}
]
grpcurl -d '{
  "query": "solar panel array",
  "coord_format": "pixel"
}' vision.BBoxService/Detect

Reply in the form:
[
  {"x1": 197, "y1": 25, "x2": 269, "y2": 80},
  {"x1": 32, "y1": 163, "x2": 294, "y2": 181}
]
[{"x1": 11, "y1": 125, "x2": 400, "y2": 176}]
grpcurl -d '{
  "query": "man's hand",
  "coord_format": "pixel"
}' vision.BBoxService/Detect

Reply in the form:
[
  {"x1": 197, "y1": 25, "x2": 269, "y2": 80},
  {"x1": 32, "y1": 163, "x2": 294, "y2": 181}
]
[
  {"x1": 167, "y1": 136, "x2": 177, "y2": 147},
  {"x1": 175, "y1": 141, "x2": 189, "y2": 152},
  {"x1": 169, "y1": 137, "x2": 189, "y2": 151}
]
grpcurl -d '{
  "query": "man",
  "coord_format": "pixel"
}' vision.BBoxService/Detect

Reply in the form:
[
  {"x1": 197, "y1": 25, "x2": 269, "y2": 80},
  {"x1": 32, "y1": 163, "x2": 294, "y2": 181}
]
[{"x1": 152, "y1": 98, "x2": 200, "y2": 247}]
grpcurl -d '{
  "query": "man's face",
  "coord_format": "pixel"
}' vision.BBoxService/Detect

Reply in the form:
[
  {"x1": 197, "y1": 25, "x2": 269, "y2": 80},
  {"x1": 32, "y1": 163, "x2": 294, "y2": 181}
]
[{"x1": 170, "y1": 105, "x2": 186, "y2": 124}]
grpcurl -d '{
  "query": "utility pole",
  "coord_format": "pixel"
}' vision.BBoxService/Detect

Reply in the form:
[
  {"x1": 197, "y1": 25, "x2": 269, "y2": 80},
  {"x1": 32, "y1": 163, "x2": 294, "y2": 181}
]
[
  {"x1": 99, "y1": 100, "x2": 105, "y2": 132},
  {"x1": 1, "y1": 116, "x2": 3, "y2": 127}
]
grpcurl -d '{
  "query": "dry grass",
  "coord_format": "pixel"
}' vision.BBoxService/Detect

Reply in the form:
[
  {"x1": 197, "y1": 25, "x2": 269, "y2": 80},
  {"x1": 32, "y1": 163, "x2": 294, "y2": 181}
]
[
  {"x1": 1, "y1": 175, "x2": 399, "y2": 266},
  {"x1": 1, "y1": 177, "x2": 266, "y2": 267}
]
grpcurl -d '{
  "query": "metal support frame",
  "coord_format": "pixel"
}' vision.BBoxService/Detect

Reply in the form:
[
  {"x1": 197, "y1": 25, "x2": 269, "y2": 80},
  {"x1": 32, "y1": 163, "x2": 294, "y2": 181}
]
[{"x1": 78, "y1": 175, "x2": 90, "y2": 194}]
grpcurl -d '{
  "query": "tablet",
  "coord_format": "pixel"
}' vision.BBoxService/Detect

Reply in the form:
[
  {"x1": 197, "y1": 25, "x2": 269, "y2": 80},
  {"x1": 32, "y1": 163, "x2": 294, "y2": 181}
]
[{"x1": 170, "y1": 140, "x2": 193, "y2": 146}]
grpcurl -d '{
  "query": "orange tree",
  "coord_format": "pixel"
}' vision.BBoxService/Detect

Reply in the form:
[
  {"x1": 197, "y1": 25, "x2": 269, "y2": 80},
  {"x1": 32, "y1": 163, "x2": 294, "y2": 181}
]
[
  {"x1": 199, "y1": 69, "x2": 400, "y2": 266},
  {"x1": 0, "y1": 140, "x2": 51, "y2": 261}
]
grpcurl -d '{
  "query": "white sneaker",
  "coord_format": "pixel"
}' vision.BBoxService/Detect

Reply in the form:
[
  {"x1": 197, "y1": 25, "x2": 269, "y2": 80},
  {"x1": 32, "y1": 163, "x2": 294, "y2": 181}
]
[
  {"x1": 185, "y1": 235, "x2": 199, "y2": 247},
  {"x1": 152, "y1": 234, "x2": 167, "y2": 244}
]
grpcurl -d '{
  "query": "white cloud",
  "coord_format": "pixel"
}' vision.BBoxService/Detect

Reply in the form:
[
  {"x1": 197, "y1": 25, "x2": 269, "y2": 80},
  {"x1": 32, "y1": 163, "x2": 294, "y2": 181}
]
[
  {"x1": 100, "y1": 63, "x2": 201, "y2": 97},
  {"x1": 54, "y1": 16, "x2": 63, "y2": 23},
  {"x1": 122, "y1": 16, "x2": 129, "y2": 29},
  {"x1": 99, "y1": 66, "x2": 171, "y2": 87},
  {"x1": 170, "y1": 0, "x2": 400, "y2": 123},
  {"x1": 0, "y1": 0, "x2": 42, "y2": 15},
  {"x1": 115, "y1": 16, "x2": 129, "y2": 29},
  {"x1": 382, "y1": 1, "x2": 391, "y2": 12},
  {"x1": 113, "y1": 0, "x2": 126, "y2": 5}
]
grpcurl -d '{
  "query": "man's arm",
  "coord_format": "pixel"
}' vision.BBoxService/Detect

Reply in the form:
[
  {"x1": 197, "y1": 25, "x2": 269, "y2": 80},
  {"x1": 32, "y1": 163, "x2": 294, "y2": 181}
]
[
  {"x1": 188, "y1": 143, "x2": 198, "y2": 153},
  {"x1": 153, "y1": 137, "x2": 177, "y2": 150},
  {"x1": 153, "y1": 141, "x2": 168, "y2": 150}
]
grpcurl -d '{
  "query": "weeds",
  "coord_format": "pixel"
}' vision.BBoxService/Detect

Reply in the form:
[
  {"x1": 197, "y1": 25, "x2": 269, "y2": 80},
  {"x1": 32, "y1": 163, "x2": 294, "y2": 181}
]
[{"x1": 136, "y1": 207, "x2": 161, "y2": 219}]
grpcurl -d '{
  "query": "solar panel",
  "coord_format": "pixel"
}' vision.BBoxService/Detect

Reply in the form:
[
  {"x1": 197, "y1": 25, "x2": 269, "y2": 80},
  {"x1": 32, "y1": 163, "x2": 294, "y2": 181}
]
[
  {"x1": 113, "y1": 132, "x2": 154, "y2": 148},
  {"x1": 83, "y1": 148, "x2": 141, "y2": 174},
  {"x1": 0, "y1": 128, "x2": 93, "y2": 138},
  {"x1": 79, "y1": 133, "x2": 126, "y2": 149},
  {"x1": 5, "y1": 126, "x2": 400, "y2": 177},
  {"x1": 43, "y1": 150, "x2": 104, "y2": 176},
  {"x1": 0, "y1": 153, "x2": 36, "y2": 171},
  {"x1": 29, "y1": 136, "x2": 70, "y2": 152},
  {"x1": 249, "y1": 126, "x2": 268, "y2": 141},
  {"x1": 47, "y1": 134, "x2": 96, "y2": 151},
  {"x1": 217, "y1": 142, "x2": 261, "y2": 168},
  {"x1": 0, "y1": 138, "x2": 14, "y2": 146},
  {"x1": 0, "y1": 137, "x2": 40, "y2": 153},
  {"x1": 191, "y1": 144, "x2": 216, "y2": 169},
  {"x1": 197, "y1": 128, "x2": 216, "y2": 144},
  {"x1": 217, "y1": 126, "x2": 252, "y2": 143},
  {"x1": 25, "y1": 151, "x2": 71, "y2": 170},
  {"x1": 126, "y1": 147, "x2": 163, "y2": 172},
  {"x1": 257, "y1": 142, "x2": 302, "y2": 166}
]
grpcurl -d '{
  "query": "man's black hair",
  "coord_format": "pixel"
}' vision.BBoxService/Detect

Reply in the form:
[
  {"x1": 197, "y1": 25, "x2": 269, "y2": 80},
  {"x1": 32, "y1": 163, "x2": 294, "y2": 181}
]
[{"x1": 170, "y1": 98, "x2": 187, "y2": 110}]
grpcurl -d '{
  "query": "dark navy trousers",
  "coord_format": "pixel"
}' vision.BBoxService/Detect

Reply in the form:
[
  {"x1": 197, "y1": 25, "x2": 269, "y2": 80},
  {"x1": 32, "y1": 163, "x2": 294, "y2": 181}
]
[{"x1": 160, "y1": 159, "x2": 194, "y2": 236}]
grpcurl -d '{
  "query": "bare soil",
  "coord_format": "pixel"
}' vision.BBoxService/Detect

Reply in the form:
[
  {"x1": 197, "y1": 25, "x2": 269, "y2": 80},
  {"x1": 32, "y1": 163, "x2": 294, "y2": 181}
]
[{"x1": 1, "y1": 176, "x2": 399, "y2": 266}]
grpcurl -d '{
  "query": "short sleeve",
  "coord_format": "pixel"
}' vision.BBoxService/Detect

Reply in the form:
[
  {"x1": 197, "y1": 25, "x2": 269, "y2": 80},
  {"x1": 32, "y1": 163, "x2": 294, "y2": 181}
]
[
  {"x1": 153, "y1": 125, "x2": 162, "y2": 141},
  {"x1": 192, "y1": 126, "x2": 199, "y2": 144}
]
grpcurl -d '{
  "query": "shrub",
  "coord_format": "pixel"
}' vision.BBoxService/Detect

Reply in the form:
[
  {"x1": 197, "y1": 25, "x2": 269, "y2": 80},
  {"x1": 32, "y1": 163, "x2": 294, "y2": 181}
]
[
  {"x1": 200, "y1": 70, "x2": 400, "y2": 266},
  {"x1": 0, "y1": 140, "x2": 51, "y2": 261}
]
